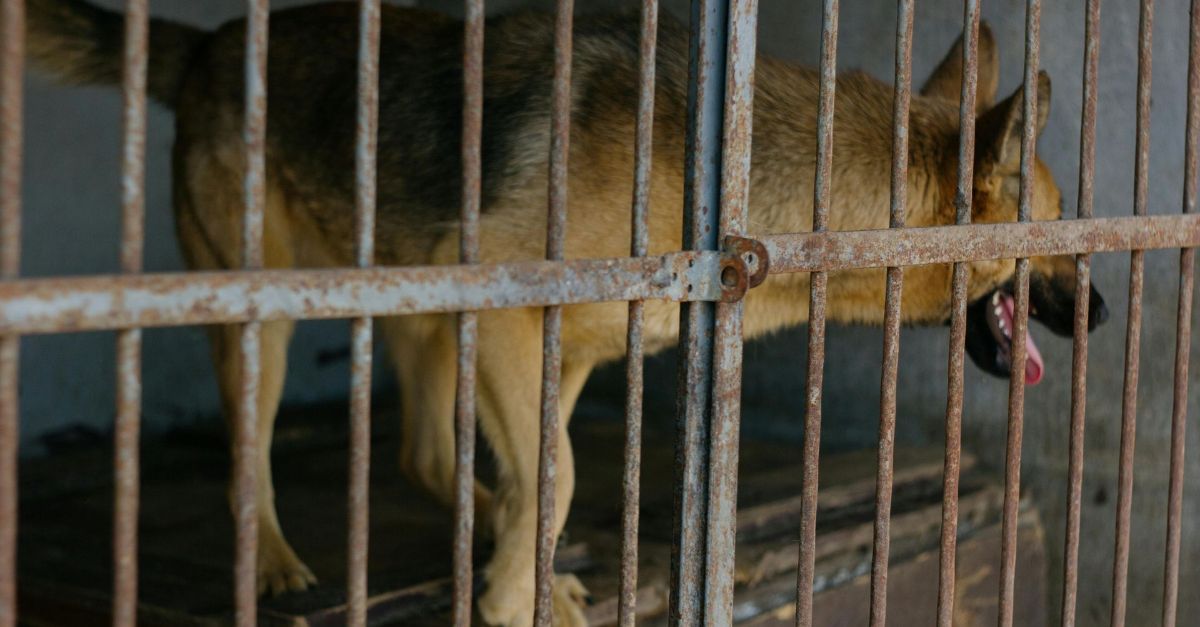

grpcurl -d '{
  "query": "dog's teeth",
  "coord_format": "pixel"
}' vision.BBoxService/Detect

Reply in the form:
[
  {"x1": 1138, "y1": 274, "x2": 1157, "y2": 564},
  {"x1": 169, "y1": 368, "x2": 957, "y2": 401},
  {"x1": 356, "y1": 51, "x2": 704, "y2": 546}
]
[{"x1": 995, "y1": 306, "x2": 1003, "y2": 318}]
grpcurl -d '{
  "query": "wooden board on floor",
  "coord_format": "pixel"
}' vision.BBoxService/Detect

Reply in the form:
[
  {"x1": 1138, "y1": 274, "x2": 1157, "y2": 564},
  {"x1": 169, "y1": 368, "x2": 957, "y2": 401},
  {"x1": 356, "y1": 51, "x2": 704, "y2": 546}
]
[{"x1": 15, "y1": 403, "x2": 1041, "y2": 625}]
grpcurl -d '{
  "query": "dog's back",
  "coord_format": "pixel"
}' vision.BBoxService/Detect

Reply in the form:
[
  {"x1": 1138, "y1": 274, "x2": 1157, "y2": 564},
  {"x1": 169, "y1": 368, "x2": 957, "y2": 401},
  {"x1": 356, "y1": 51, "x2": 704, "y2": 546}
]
[{"x1": 28, "y1": 1, "x2": 703, "y2": 267}]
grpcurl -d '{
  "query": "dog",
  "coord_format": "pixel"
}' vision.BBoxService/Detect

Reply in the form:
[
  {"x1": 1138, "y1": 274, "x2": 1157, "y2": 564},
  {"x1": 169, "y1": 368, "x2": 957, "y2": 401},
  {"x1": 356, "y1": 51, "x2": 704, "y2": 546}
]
[{"x1": 26, "y1": 2, "x2": 1108, "y2": 625}]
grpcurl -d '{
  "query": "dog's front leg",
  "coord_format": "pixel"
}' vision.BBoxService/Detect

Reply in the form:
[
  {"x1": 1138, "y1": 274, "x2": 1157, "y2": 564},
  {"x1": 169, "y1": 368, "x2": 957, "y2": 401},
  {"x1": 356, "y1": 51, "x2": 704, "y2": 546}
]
[{"x1": 475, "y1": 309, "x2": 590, "y2": 627}]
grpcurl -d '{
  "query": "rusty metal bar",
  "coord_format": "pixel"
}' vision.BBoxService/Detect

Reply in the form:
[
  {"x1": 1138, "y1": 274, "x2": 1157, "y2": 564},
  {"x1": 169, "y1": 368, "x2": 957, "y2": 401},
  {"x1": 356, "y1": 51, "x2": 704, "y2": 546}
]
[
  {"x1": 533, "y1": 0, "x2": 574, "y2": 622},
  {"x1": 451, "y1": 0, "x2": 484, "y2": 624},
  {"x1": 998, "y1": 0, "x2": 1040, "y2": 624},
  {"x1": 795, "y1": 0, "x2": 838, "y2": 624},
  {"x1": 670, "y1": 0, "x2": 726, "y2": 620},
  {"x1": 0, "y1": 0, "x2": 22, "y2": 624},
  {"x1": 346, "y1": 1, "x2": 380, "y2": 625},
  {"x1": 233, "y1": 322, "x2": 260, "y2": 627},
  {"x1": 618, "y1": 0, "x2": 657, "y2": 624},
  {"x1": 1061, "y1": 0, "x2": 1101, "y2": 625},
  {"x1": 0, "y1": 252, "x2": 742, "y2": 335},
  {"x1": 1110, "y1": 2, "x2": 1154, "y2": 625},
  {"x1": 868, "y1": 2, "x2": 913, "y2": 624},
  {"x1": 113, "y1": 0, "x2": 149, "y2": 624},
  {"x1": 1161, "y1": 250, "x2": 1194, "y2": 625},
  {"x1": 451, "y1": 303, "x2": 478, "y2": 627},
  {"x1": 235, "y1": 1, "x2": 269, "y2": 624},
  {"x1": 703, "y1": 0, "x2": 756, "y2": 622},
  {"x1": 759, "y1": 214, "x2": 1200, "y2": 274},
  {"x1": 2, "y1": 212, "x2": 1196, "y2": 334},
  {"x1": 936, "y1": 2, "x2": 980, "y2": 624},
  {"x1": 1162, "y1": 4, "x2": 1199, "y2": 625}
]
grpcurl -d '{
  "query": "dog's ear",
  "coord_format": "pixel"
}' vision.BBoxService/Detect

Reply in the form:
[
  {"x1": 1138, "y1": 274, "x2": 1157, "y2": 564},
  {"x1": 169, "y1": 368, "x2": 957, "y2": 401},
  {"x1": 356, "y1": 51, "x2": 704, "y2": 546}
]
[
  {"x1": 920, "y1": 22, "x2": 998, "y2": 115},
  {"x1": 976, "y1": 70, "x2": 1051, "y2": 176}
]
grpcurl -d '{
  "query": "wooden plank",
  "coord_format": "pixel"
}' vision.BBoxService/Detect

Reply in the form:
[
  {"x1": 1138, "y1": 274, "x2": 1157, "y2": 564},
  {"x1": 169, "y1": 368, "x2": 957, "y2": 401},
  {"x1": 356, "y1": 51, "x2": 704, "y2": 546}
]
[
  {"x1": 739, "y1": 509, "x2": 1046, "y2": 626},
  {"x1": 13, "y1": 409, "x2": 1014, "y2": 626}
]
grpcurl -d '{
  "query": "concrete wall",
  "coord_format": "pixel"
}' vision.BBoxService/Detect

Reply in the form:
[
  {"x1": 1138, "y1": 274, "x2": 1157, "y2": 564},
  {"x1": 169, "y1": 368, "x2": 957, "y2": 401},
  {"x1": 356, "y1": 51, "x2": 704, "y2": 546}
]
[{"x1": 18, "y1": 0, "x2": 1199, "y2": 624}]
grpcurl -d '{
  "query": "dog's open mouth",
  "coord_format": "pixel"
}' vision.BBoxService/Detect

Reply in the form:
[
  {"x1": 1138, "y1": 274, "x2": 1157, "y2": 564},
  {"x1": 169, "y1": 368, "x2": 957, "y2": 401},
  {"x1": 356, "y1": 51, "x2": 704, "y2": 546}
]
[{"x1": 983, "y1": 291, "x2": 1044, "y2": 385}]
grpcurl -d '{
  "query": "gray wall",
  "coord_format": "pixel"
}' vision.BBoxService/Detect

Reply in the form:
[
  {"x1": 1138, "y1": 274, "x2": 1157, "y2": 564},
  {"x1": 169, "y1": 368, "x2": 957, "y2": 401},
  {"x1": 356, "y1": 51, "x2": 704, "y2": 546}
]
[{"x1": 18, "y1": 0, "x2": 1199, "y2": 624}]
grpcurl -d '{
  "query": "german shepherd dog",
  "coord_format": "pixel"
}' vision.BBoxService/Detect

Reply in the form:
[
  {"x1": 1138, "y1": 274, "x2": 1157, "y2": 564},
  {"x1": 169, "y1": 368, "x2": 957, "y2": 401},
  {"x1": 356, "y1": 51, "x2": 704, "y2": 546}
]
[{"x1": 26, "y1": 1, "x2": 1108, "y2": 624}]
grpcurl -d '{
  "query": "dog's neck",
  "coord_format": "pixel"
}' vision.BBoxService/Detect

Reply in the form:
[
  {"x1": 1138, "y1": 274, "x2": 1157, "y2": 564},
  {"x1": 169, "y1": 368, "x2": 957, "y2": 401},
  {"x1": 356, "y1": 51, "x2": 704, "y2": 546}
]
[
  {"x1": 746, "y1": 56, "x2": 960, "y2": 237},
  {"x1": 737, "y1": 56, "x2": 961, "y2": 337}
]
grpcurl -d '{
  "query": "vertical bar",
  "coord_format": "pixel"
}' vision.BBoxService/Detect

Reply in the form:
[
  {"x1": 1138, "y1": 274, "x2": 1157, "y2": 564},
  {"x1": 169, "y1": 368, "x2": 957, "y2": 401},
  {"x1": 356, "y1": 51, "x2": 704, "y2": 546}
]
[
  {"x1": 868, "y1": 1, "x2": 913, "y2": 624},
  {"x1": 0, "y1": 0, "x2": 22, "y2": 625},
  {"x1": 1161, "y1": 4, "x2": 1199, "y2": 624},
  {"x1": 795, "y1": 1, "x2": 837, "y2": 624},
  {"x1": 113, "y1": 0, "x2": 149, "y2": 624},
  {"x1": 670, "y1": 0, "x2": 725, "y2": 621},
  {"x1": 346, "y1": 1, "x2": 380, "y2": 625},
  {"x1": 618, "y1": 1, "x2": 657, "y2": 624},
  {"x1": 235, "y1": 1, "x2": 269, "y2": 625},
  {"x1": 533, "y1": 0, "x2": 573, "y2": 622},
  {"x1": 703, "y1": 0, "x2": 756, "y2": 621},
  {"x1": 1061, "y1": 0, "x2": 1101, "y2": 625},
  {"x1": 997, "y1": 1, "x2": 1039, "y2": 625},
  {"x1": 452, "y1": 0, "x2": 483, "y2": 625},
  {"x1": 1110, "y1": 2, "x2": 1153, "y2": 625},
  {"x1": 868, "y1": 4, "x2": 912, "y2": 624},
  {"x1": 936, "y1": 2, "x2": 980, "y2": 625}
]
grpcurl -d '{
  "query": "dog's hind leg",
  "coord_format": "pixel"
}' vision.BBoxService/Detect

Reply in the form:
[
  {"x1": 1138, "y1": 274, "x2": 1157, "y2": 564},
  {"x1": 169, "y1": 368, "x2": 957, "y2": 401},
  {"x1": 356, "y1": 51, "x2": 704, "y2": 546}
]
[
  {"x1": 208, "y1": 319, "x2": 316, "y2": 596},
  {"x1": 172, "y1": 156, "x2": 315, "y2": 596},
  {"x1": 475, "y1": 308, "x2": 591, "y2": 627},
  {"x1": 381, "y1": 315, "x2": 494, "y2": 526}
]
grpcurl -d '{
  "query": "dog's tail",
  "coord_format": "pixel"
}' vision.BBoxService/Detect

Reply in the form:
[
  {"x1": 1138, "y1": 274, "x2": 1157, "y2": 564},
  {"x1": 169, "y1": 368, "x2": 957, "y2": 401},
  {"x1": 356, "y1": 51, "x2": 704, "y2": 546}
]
[{"x1": 26, "y1": 0, "x2": 207, "y2": 109}]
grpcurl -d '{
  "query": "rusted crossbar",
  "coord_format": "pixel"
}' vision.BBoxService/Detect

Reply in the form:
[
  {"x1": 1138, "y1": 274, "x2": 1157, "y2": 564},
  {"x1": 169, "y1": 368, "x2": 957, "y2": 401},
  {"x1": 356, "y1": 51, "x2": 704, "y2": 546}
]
[
  {"x1": 0, "y1": 252, "x2": 745, "y2": 336},
  {"x1": 760, "y1": 214, "x2": 1200, "y2": 274}
]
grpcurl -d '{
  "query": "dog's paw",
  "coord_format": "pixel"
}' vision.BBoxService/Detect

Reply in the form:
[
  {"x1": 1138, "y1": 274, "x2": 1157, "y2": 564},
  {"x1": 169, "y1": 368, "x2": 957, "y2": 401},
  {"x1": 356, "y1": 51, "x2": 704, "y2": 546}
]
[
  {"x1": 257, "y1": 536, "x2": 317, "y2": 597},
  {"x1": 477, "y1": 574, "x2": 590, "y2": 626},
  {"x1": 478, "y1": 580, "x2": 529, "y2": 626}
]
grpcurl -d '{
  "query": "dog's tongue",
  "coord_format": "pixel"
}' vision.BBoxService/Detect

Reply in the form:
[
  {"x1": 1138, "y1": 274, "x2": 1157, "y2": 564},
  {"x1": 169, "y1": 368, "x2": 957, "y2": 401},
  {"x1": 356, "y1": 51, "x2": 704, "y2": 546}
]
[{"x1": 1000, "y1": 293, "x2": 1044, "y2": 385}]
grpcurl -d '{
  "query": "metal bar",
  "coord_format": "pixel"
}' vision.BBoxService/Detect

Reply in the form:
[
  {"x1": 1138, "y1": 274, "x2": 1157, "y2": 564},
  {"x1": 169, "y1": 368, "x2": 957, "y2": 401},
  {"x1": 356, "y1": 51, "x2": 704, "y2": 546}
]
[
  {"x1": 1161, "y1": 251, "x2": 1194, "y2": 626},
  {"x1": 618, "y1": 0, "x2": 657, "y2": 623},
  {"x1": 868, "y1": 1, "x2": 913, "y2": 624},
  {"x1": 670, "y1": 0, "x2": 726, "y2": 620},
  {"x1": 533, "y1": 0, "x2": 573, "y2": 622},
  {"x1": 113, "y1": 0, "x2": 149, "y2": 624},
  {"x1": 703, "y1": 0, "x2": 756, "y2": 622},
  {"x1": 233, "y1": 320, "x2": 261, "y2": 627},
  {"x1": 0, "y1": 252, "x2": 742, "y2": 335},
  {"x1": 451, "y1": 0, "x2": 484, "y2": 623},
  {"x1": 795, "y1": 0, "x2": 838, "y2": 624},
  {"x1": 235, "y1": 1, "x2": 269, "y2": 624},
  {"x1": 2, "y1": 211, "x2": 1197, "y2": 334},
  {"x1": 1110, "y1": 2, "x2": 1154, "y2": 625},
  {"x1": 1162, "y1": 3, "x2": 1199, "y2": 624},
  {"x1": 0, "y1": 0, "x2": 22, "y2": 624},
  {"x1": 1061, "y1": 0, "x2": 1101, "y2": 624},
  {"x1": 346, "y1": 1, "x2": 380, "y2": 625},
  {"x1": 936, "y1": 2, "x2": 980, "y2": 624},
  {"x1": 242, "y1": 2, "x2": 268, "y2": 272},
  {"x1": 759, "y1": 214, "x2": 1200, "y2": 273},
  {"x1": 998, "y1": 1, "x2": 1040, "y2": 624}
]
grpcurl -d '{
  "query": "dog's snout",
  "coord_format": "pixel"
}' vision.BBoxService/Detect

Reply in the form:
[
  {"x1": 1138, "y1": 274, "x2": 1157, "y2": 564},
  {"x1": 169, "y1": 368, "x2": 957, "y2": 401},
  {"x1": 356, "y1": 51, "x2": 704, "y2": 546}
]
[{"x1": 1088, "y1": 284, "x2": 1109, "y2": 330}]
